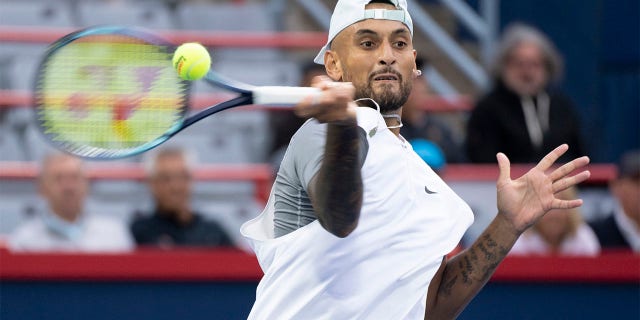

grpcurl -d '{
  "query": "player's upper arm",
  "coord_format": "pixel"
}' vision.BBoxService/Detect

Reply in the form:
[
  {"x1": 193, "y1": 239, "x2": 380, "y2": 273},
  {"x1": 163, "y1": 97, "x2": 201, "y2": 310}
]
[{"x1": 291, "y1": 119, "x2": 328, "y2": 193}]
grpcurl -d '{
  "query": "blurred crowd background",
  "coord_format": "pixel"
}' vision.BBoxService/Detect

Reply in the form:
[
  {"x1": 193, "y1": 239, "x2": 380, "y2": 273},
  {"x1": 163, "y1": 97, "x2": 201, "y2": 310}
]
[{"x1": 0, "y1": 0, "x2": 638, "y2": 255}]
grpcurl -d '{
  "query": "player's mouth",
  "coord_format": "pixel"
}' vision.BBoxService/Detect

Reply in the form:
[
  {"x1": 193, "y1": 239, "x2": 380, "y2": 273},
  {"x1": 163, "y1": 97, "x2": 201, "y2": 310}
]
[
  {"x1": 370, "y1": 67, "x2": 403, "y2": 86},
  {"x1": 372, "y1": 73, "x2": 399, "y2": 82}
]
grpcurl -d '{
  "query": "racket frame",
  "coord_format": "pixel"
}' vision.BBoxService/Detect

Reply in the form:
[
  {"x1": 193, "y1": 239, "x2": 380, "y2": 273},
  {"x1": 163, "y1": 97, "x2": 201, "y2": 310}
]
[{"x1": 33, "y1": 26, "x2": 318, "y2": 159}]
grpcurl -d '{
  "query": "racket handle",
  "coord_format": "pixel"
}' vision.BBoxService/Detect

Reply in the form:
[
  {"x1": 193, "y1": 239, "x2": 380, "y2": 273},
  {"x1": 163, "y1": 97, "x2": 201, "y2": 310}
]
[{"x1": 253, "y1": 86, "x2": 321, "y2": 106}]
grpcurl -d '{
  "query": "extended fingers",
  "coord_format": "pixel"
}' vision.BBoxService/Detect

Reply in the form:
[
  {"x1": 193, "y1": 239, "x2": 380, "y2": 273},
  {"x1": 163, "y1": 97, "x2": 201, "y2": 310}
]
[
  {"x1": 549, "y1": 156, "x2": 590, "y2": 181},
  {"x1": 552, "y1": 170, "x2": 591, "y2": 193},
  {"x1": 535, "y1": 144, "x2": 569, "y2": 171},
  {"x1": 549, "y1": 155, "x2": 590, "y2": 193},
  {"x1": 551, "y1": 198, "x2": 584, "y2": 210}
]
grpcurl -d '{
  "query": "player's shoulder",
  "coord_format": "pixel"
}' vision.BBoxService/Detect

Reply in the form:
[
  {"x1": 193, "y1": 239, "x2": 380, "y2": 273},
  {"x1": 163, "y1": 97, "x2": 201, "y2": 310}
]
[
  {"x1": 291, "y1": 118, "x2": 326, "y2": 141},
  {"x1": 284, "y1": 118, "x2": 327, "y2": 159}
]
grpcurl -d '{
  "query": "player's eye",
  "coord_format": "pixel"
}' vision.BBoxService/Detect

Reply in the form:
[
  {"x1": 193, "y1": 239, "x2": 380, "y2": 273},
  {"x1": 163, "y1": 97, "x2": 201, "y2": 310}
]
[
  {"x1": 360, "y1": 41, "x2": 375, "y2": 48},
  {"x1": 394, "y1": 41, "x2": 408, "y2": 49}
]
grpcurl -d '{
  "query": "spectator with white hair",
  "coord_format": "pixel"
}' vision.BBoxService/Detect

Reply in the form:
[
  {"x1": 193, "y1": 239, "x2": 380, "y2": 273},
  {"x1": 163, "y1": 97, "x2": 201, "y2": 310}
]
[
  {"x1": 130, "y1": 147, "x2": 234, "y2": 248},
  {"x1": 9, "y1": 152, "x2": 133, "y2": 252},
  {"x1": 466, "y1": 23, "x2": 586, "y2": 163}
]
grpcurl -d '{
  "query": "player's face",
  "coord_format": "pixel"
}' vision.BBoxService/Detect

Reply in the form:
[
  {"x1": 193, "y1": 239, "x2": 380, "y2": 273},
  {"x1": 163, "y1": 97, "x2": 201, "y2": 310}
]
[
  {"x1": 502, "y1": 42, "x2": 548, "y2": 96},
  {"x1": 329, "y1": 6, "x2": 416, "y2": 113},
  {"x1": 39, "y1": 156, "x2": 88, "y2": 222},
  {"x1": 150, "y1": 154, "x2": 192, "y2": 213}
]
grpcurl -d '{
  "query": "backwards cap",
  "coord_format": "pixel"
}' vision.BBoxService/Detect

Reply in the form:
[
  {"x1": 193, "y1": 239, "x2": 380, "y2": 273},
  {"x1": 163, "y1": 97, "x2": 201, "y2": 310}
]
[{"x1": 314, "y1": 0, "x2": 413, "y2": 65}]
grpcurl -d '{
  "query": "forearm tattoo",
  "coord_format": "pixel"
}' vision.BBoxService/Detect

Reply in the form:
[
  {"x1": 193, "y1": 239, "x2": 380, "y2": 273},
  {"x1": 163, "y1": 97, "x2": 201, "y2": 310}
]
[
  {"x1": 315, "y1": 121, "x2": 363, "y2": 237},
  {"x1": 439, "y1": 234, "x2": 510, "y2": 298}
]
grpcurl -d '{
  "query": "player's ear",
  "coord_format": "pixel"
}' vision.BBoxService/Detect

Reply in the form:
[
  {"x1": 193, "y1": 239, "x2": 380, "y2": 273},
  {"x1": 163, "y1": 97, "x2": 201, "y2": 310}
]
[
  {"x1": 412, "y1": 50, "x2": 420, "y2": 78},
  {"x1": 324, "y1": 50, "x2": 343, "y2": 81}
]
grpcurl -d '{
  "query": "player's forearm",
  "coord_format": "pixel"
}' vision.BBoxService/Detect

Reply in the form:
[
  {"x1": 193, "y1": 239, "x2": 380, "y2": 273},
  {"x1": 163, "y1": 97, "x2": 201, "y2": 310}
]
[
  {"x1": 427, "y1": 214, "x2": 519, "y2": 319},
  {"x1": 314, "y1": 120, "x2": 363, "y2": 238}
]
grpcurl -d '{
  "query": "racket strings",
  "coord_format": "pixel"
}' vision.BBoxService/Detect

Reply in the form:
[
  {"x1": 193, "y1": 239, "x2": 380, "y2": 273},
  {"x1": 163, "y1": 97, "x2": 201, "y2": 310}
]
[{"x1": 35, "y1": 33, "x2": 189, "y2": 157}]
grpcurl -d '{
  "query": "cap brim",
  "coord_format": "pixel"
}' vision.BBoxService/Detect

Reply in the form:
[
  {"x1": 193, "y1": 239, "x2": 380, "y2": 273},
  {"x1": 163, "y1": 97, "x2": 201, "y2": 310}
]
[{"x1": 314, "y1": 44, "x2": 329, "y2": 65}]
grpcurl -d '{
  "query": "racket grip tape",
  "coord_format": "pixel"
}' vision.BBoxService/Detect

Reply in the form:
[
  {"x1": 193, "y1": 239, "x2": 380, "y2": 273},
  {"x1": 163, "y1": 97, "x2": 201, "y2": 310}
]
[{"x1": 253, "y1": 86, "x2": 321, "y2": 106}]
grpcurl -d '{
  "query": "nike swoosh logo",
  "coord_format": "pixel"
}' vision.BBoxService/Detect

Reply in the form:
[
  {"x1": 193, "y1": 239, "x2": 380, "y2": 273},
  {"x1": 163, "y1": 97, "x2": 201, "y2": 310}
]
[{"x1": 424, "y1": 186, "x2": 437, "y2": 194}]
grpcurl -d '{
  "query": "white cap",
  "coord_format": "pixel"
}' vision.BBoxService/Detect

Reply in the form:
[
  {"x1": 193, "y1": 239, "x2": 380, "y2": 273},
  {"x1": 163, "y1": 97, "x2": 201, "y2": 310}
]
[{"x1": 314, "y1": 0, "x2": 413, "y2": 65}]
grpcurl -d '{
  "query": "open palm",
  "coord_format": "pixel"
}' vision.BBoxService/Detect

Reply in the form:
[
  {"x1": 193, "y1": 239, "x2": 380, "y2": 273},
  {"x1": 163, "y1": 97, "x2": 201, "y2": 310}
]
[{"x1": 496, "y1": 144, "x2": 591, "y2": 234}]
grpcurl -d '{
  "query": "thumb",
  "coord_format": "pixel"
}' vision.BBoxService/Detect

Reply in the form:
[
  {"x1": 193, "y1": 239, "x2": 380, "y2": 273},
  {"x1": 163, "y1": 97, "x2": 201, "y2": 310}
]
[{"x1": 497, "y1": 152, "x2": 511, "y2": 183}]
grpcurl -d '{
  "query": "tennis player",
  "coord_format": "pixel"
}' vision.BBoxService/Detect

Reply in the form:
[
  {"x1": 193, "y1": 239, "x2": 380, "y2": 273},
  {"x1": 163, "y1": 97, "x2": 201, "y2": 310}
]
[{"x1": 241, "y1": 1, "x2": 590, "y2": 319}]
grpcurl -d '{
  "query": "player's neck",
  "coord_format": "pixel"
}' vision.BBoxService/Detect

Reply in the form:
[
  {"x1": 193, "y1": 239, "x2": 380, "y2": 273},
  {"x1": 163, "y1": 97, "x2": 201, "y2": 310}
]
[{"x1": 383, "y1": 112, "x2": 403, "y2": 136}]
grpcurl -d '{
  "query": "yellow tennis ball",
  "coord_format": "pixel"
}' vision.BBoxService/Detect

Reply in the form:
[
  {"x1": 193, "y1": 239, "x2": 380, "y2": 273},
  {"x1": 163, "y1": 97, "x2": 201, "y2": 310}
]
[{"x1": 172, "y1": 43, "x2": 211, "y2": 81}]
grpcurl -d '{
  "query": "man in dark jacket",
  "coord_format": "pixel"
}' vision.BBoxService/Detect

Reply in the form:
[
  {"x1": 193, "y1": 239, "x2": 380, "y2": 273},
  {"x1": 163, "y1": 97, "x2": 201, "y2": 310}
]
[
  {"x1": 589, "y1": 150, "x2": 640, "y2": 252},
  {"x1": 131, "y1": 147, "x2": 234, "y2": 248},
  {"x1": 466, "y1": 23, "x2": 586, "y2": 163}
]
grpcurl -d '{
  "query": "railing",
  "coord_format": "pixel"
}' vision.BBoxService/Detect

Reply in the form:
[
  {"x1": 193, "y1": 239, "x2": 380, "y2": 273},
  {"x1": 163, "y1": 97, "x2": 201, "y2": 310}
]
[{"x1": 1, "y1": 248, "x2": 637, "y2": 282}]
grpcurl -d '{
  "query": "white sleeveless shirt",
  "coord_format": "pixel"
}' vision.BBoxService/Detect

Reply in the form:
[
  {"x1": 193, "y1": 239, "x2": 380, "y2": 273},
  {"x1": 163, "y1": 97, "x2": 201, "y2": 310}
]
[{"x1": 241, "y1": 107, "x2": 473, "y2": 319}]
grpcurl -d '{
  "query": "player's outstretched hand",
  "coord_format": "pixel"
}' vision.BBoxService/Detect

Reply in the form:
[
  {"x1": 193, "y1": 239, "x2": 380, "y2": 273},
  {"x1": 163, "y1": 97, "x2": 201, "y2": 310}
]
[
  {"x1": 495, "y1": 144, "x2": 591, "y2": 235},
  {"x1": 294, "y1": 76, "x2": 358, "y2": 124}
]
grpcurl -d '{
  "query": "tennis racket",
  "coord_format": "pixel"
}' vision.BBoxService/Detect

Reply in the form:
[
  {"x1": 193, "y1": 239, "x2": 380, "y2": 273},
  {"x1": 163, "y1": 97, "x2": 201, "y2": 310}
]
[{"x1": 34, "y1": 26, "x2": 319, "y2": 159}]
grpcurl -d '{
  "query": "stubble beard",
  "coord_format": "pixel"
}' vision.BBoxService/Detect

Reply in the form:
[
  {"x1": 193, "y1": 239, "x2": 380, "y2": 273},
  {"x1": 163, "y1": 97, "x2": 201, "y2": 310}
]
[{"x1": 355, "y1": 76, "x2": 412, "y2": 114}]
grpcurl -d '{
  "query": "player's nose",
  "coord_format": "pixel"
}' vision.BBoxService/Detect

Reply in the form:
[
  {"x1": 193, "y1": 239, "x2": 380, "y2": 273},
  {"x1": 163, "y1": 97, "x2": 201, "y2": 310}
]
[{"x1": 378, "y1": 43, "x2": 396, "y2": 66}]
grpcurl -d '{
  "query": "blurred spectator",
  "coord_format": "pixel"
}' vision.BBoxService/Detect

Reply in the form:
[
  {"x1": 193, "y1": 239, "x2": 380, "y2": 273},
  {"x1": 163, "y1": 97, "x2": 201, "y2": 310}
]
[
  {"x1": 589, "y1": 150, "x2": 640, "y2": 252},
  {"x1": 510, "y1": 186, "x2": 600, "y2": 256},
  {"x1": 131, "y1": 147, "x2": 234, "y2": 248},
  {"x1": 401, "y1": 57, "x2": 465, "y2": 163},
  {"x1": 268, "y1": 62, "x2": 326, "y2": 170},
  {"x1": 466, "y1": 23, "x2": 586, "y2": 163},
  {"x1": 8, "y1": 153, "x2": 133, "y2": 252}
]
